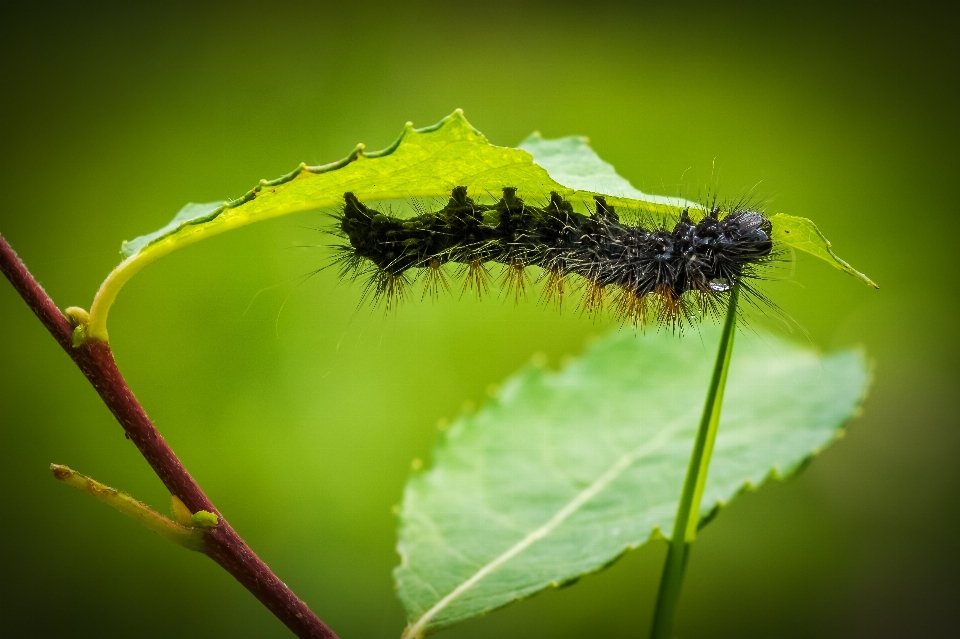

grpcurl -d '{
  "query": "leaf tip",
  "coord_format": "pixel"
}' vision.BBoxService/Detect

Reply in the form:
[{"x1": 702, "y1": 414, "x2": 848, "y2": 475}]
[{"x1": 773, "y1": 214, "x2": 879, "y2": 289}]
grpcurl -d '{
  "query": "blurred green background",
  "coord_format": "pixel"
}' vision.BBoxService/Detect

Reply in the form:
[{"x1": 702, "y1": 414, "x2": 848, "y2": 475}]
[{"x1": 1, "y1": 1, "x2": 957, "y2": 637}]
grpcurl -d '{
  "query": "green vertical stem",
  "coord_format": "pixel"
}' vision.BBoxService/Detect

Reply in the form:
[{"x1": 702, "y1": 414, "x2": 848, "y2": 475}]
[{"x1": 649, "y1": 284, "x2": 740, "y2": 639}]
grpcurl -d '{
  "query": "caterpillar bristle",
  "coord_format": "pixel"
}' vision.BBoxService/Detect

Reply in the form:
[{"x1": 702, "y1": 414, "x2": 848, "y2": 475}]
[
  {"x1": 539, "y1": 268, "x2": 568, "y2": 311},
  {"x1": 579, "y1": 279, "x2": 606, "y2": 318},
  {"x1": 330, "y1": 186, "x2": 777, "y2": 327},
  {"x1": 501, "y1": 260, "x2": 530, "y2": 304},
  {"x1": 613, "y1": 288, "x2": 649, "y2": 328},
  {"x1": 368, "y1": 269, "x2": 409, "y2": 310},
  {"x1": 420, "y1": 259, "x2": 451, "y2": 302},
  {"x1": 460, "y1": 259, "x2": 491, "y2": 300},
  {"x1": 652, "y1": 286, "x2": 689, "y2": 329},
  {"x1": 691, "y1": 289, "x2": 727, "y2": 324}
]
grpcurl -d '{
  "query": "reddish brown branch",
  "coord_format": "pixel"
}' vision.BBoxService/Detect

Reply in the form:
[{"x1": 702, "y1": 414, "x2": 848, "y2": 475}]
[{"x1": 0, "y1": 232, "x2": 339, "y2": 639}]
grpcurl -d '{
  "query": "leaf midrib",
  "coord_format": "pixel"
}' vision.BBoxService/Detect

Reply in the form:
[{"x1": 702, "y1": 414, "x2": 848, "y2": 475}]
[{"x1": 402, "y1": 411, "x2": 695, "y2": 639}]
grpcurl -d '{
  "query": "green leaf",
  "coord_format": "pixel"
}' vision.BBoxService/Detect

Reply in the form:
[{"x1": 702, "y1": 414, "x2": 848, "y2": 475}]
[
  {"x1": 87, "y1": 110, "x2": 874, "y2": 340},
  {"x1": 769, "y1": 214, "x2": 879, "y2": 288},
  {"x1": 394, "y1": 327, "x2": 870, "y2": 637},
  {"x1": 123, "y1": 120, "x2": 686, "y2": 266},
  {"x1": 87, "y1": 110, "x2": 633, "y2": 340},
  {"x1": 120, "y1": 201, "x2": 222, "y2": 259},
  {"x1": 118, "y1": 111, "x2": 598, "y2": 264},
  {"x1": 517, "y1": 133, "x2": 694, "y2": 208}
]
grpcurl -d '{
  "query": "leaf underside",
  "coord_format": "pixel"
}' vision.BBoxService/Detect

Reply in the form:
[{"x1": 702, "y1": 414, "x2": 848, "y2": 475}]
[
  {"x1": 119, "y1": 110, "x2": 874, "y2": 288},
  {"x1": 394, "y1": 327, "x2": 869, "y2": 636}
]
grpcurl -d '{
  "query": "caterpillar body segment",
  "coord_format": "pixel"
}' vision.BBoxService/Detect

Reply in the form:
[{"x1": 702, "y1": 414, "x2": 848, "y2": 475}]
[{"x1": 332, "y1": 186, "x2": 775, "y2": 327}]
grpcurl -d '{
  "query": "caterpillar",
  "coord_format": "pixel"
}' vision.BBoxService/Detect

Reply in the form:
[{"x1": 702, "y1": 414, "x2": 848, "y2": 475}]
[{"x1": 329, "y1": 186, "x2": 777, "y2": 328}]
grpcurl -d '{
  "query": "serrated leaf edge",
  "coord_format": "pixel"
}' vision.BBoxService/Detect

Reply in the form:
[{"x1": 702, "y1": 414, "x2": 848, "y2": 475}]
[
  {"x1": 84, "y1": 110, "x2": 487, "y2": 341},
  {"x1": 121, "y1": 109, "x2": 485, "y2": 260}
]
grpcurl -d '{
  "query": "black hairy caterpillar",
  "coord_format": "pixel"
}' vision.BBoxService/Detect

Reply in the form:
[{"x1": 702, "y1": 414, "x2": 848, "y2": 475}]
[{"x1": 330, "y1": 186, "x2": 776, "y2": 328}]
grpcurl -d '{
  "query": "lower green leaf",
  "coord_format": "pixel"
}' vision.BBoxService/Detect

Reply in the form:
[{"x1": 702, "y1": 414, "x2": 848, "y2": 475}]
[{"x1": 394, "y1": 327, "x2": 870, "y2": 637}]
